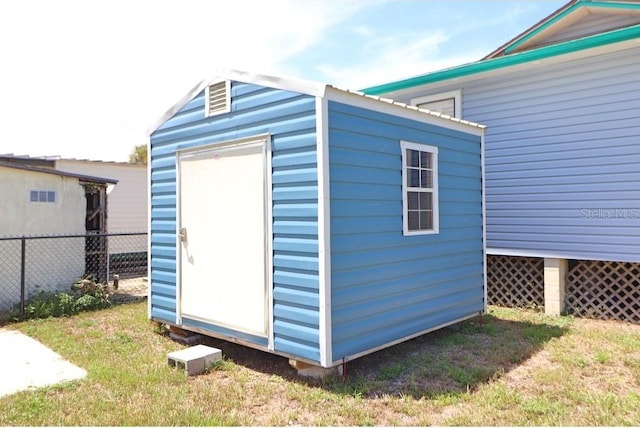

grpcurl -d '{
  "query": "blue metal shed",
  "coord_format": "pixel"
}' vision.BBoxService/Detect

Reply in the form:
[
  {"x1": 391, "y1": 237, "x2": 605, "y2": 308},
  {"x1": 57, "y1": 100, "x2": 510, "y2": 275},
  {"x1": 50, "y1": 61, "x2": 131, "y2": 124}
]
[{"x1": 147, "y1": 69, "x2": 486, "y2": 370}]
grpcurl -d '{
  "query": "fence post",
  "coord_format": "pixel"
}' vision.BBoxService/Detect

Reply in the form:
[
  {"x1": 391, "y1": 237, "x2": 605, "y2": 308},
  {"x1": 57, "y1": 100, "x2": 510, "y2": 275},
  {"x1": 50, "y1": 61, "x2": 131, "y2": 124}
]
[
  {"x1": 20, "y1": 237, "x2": 26, "y2": 320},
  {"x1": 106, "y1": 234, "x2": 110, "y2": 285}
]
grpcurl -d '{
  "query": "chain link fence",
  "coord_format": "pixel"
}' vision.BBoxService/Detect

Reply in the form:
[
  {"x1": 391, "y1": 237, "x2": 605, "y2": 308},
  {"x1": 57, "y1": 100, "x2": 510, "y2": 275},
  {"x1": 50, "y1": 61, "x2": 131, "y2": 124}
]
[{"x1": 0, "y1": 232, "x2": 147, "y2": 314}]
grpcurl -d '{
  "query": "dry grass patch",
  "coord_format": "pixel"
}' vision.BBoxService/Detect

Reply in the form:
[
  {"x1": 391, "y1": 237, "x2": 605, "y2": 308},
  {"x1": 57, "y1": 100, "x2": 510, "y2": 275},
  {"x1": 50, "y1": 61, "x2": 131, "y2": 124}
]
[{"x1": 0, "y1": 302, "x2": 638, "y2": 426}]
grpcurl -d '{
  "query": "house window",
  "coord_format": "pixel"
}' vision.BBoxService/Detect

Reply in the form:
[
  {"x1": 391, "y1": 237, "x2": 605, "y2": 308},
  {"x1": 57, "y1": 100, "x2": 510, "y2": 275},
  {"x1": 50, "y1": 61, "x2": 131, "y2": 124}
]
[
  {"x1": 205, "y1": 80, "x2": 231, "y2": 117},
  {"x1": 401, "y1": 141, "x2": 439, "y2": 235},
  {"x1": 411, "y1": 90, "x2": 462, "y2": 118},
  {"x1": 30, "y1": 190, "x2": 56, "y2": 203}
]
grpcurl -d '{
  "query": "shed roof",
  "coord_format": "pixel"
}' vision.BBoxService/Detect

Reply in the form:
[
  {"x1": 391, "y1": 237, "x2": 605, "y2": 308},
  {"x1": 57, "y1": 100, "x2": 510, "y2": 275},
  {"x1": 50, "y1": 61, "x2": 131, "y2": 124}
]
[
  {"x1": 147, "y1": 69, "x2": 485, "y2": 136},
  {"x1": 0, "y1": 161, "x2": 118, "y2": 185},
  {"x1": 362, "y1": 0, "x2": 640, "y2": 96}
]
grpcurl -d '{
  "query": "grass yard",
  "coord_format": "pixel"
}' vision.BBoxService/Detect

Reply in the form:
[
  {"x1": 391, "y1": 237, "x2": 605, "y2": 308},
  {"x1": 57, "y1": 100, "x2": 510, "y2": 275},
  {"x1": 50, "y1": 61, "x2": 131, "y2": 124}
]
[{"x1": 1, "y1": 300, "x2": 639, "y2": 426}]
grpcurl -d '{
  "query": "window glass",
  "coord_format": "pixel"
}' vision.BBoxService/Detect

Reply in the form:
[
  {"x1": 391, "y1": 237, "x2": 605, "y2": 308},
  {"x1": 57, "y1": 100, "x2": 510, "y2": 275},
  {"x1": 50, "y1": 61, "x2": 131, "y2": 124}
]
[
  {"x1": 401, "y1": 141, "x2": 438, "y2": 235},
  {"x1": 29, "y1": 190, "x2": 56, "y2": 203}
]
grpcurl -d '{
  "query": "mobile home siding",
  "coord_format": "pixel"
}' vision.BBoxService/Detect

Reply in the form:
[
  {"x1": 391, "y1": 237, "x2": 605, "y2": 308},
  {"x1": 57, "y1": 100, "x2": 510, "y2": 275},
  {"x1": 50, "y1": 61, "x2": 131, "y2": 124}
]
[
  {"x1": 327, "y1": 102, "x2": 484, "y2": 360},
  {"x1": 150, "y1": 82, "x2": 321, "y2": 359},
  {"x1": 389, "y1": 45, "x2": 640, "y2": 263},
  {"x1": 0, "y1": 167, "x2": 86, "y2": 310}
]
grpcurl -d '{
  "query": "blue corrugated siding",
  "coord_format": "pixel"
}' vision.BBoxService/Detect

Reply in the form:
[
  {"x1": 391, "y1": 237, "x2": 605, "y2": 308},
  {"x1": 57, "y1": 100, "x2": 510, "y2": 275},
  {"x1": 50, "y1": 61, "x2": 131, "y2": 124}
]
[
  {"x1": 383, "y1": 46, "x2": 640, "y2": 263},
  {"x1": 328, "y1": 101, "x2": 484, "y2": 360},
  {"x1": 150, "y1": 82, "x2": 320, "y2": 361}
]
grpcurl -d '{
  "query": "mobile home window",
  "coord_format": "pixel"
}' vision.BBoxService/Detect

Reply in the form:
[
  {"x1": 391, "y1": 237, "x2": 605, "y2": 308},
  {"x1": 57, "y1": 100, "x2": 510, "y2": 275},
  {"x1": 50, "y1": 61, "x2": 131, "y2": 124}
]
[
  {"x1": 401, "y1": 141, "x2": 439, "y2": 235},
  {"x1": 30, "y1": 190, "x2": 56, "y2": 203},
  {"x1": 411, "y1": 90, "x2": 461, "y2": 118}
]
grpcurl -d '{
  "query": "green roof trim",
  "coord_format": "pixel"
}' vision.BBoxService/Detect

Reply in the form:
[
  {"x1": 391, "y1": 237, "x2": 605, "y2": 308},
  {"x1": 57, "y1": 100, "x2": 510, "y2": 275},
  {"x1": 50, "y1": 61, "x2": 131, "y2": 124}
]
[
  {"x1": 587, "y1": 1, "x2": 640, "y2": 10},
  {"x1": 505, "y1": 1, "x2": 640, "y2": 54},
  {"x1": 362, "y1": 24, "x2": 640, "y2": 96}
]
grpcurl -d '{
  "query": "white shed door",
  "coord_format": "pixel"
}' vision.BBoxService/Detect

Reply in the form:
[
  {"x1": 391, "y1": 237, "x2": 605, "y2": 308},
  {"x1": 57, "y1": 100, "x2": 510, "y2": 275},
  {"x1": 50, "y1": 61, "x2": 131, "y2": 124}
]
[{"x1": 178, "y1": 140, "x2": 268, "y2": 337}]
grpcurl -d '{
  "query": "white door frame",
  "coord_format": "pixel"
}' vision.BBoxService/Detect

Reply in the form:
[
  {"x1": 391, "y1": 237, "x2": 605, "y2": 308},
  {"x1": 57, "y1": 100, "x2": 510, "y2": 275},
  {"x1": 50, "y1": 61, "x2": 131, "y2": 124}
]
[{"x1": 175, "y1": 134, "x2": 273, "y2": 348}]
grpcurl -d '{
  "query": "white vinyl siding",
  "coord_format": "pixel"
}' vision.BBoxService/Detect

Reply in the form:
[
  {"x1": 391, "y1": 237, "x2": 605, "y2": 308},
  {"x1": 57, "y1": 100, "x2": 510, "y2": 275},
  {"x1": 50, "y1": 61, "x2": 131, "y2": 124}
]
[{"x1": 401, "y1": 141, "x2": 439, "y2": 235}]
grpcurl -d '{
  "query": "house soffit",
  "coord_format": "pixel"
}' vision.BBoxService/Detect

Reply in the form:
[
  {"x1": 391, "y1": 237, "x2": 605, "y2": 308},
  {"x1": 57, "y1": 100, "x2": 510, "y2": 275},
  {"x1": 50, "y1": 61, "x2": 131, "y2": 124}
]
[{"x1": 488, "y1": 1, "x2": 640, "y2": 57}]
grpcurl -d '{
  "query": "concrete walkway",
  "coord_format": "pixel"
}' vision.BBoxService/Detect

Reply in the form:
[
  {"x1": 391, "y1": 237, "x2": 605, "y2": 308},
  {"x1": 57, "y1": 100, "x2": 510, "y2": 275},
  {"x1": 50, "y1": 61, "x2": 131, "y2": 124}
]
[{"x1": 0, "y1": 329, "x2": 86, "y2": 398}]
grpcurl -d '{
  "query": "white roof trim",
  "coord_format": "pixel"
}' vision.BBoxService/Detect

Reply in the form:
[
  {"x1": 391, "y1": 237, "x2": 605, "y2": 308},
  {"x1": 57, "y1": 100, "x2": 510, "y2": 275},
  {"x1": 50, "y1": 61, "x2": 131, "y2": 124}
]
[
  {"x1": 147, "y1": 69, "x2": 327, "y2": 135},
  {"x1": 147, "y1": 68, "x2": 485, "y2": 136},
  {"x1": 325, "y1": 86, "x2": 485, "y2": 135}
]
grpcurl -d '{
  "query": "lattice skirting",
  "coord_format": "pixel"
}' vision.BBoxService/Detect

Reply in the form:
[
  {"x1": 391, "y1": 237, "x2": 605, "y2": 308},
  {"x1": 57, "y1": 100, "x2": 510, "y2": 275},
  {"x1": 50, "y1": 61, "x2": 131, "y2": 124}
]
[
  {"x1": 487, "y1": 255, "x2": 544, "y2": 309},
  {"x1": 566, "y1": 260, "x2": 640, "y2": 323}
]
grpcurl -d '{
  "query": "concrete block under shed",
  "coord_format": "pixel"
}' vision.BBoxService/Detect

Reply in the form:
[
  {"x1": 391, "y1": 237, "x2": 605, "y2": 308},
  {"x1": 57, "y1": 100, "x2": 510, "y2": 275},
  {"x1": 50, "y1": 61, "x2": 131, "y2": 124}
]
[
  {"x1": 169, "y1": 325, "x2": 201, "y2": 345},
  {"x1": 167, "y1": 345, "x2": 222, "y2": 376},
  {"x1": 289, "y1": 359, "x2": 343, "y2": 379}
]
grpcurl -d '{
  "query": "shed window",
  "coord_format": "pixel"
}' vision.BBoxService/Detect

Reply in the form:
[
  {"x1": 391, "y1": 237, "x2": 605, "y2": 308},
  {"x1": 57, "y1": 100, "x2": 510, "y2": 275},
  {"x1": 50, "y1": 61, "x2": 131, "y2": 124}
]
[
  {"x1": 411, "y1": 90, "x2": 462, "y2": 118},
  {"x1": 205, "y1": 80, "x2": 231, "y2": 117},
  {"x1": 30, "y1": 190, "x2": 56, "y2": 203},
  {"x1": 401, "y1": 141, "x2": 438, "y2": 235}
]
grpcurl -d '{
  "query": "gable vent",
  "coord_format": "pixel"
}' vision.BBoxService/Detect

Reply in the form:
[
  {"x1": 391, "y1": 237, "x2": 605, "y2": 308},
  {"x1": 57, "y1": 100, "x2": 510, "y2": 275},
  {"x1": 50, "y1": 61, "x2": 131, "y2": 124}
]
[{"x1": 205, "y1": 80, "x2": 230, "y2": 117}]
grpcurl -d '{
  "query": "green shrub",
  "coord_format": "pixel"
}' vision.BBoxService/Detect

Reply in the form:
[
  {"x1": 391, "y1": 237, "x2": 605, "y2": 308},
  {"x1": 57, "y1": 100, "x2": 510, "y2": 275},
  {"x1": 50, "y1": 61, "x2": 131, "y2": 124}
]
[{"x1": 9, "y1": 276, "x2": 111, "y2": 321}]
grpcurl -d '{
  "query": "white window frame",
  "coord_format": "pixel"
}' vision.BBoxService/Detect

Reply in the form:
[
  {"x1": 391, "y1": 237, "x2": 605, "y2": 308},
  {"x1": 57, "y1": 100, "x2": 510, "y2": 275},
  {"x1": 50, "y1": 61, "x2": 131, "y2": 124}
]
[
  {"x1": 29, "y1": 190, "x2": 56, "y2": 203},
  {"x1": 401, "y1": 141, "x2": 439, "y2": 236},
  {"x1": 204, "y1": 79, "x2": 231, "y2": 118},
  {"x1": 411, "y1": 90, "x2": 462, "y2": 118}
]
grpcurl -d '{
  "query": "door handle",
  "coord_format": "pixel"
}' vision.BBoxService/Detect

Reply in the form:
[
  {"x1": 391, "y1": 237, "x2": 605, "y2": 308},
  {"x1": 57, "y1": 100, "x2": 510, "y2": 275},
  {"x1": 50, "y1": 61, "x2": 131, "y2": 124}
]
[{"x1": 178, "y1": 227, "x2": 187, "y2": 243}]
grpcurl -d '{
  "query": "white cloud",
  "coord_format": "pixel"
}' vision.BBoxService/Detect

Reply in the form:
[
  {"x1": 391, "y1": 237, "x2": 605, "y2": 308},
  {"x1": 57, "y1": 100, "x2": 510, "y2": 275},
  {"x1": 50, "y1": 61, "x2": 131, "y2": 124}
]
[
  {"x1": 353, "y1": 26, "x2": 373, "y2": 37},
  {"x1": 315, "y1": 31, "x2": 482, "y2": 89},
  {"x1": 0, "y1": 0, "x2": 371, "y2": 161},
  {"x1": 0, "y1": 0, "x2": 550, "y2": 162}
]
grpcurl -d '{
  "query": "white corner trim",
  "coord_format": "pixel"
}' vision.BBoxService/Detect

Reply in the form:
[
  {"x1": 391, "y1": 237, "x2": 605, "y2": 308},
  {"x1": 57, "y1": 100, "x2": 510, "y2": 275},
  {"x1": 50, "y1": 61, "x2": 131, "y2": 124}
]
[
  {"x1": 316, "y1": 95, "x2": 332, "y2": 367},
  {"x1": 411, "y1": 89, "x2": 462, "y2": 119},
  {"x1": 264, "y1": 135, "x2": 275, "y2": 351},
  {"x1": 147, "y1": 136, "x2": 153, "y2": 320},
  {"x1": 175, "y1": 152, "x2": 183, "y2": 325},
  {"x1": 480, "y1": 132, "x2": 488, "y2": 313}
]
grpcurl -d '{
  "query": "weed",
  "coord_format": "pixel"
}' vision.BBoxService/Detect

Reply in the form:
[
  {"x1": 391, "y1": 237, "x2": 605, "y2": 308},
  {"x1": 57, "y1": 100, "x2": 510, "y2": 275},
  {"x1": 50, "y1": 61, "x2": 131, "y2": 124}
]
[
  {"x1": 205, "y1": 356, "x2": 235, "y2": 372},
  {"x1": 8, "y1": 276, "x2": 110, "y2": 321},
  {"x1": 375, "y1": 362, "x2": 405, "y2": 381},
  {"x1": 594, "y1": 350, "x2": 612, "y2": 364}
]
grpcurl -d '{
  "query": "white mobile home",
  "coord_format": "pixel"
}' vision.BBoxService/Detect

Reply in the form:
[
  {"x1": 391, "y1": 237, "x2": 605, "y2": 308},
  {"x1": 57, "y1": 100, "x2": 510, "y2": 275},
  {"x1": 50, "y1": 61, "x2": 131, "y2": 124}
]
[{"x1": 0, "y1": 162, "x2": 116, "y2": 310}]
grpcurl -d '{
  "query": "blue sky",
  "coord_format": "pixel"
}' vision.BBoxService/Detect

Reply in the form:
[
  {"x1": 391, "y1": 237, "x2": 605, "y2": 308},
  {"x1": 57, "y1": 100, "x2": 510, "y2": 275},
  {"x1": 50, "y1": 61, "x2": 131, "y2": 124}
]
[{"x1": 0, "y1": 0, "x2": 565, "y2": 162}]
